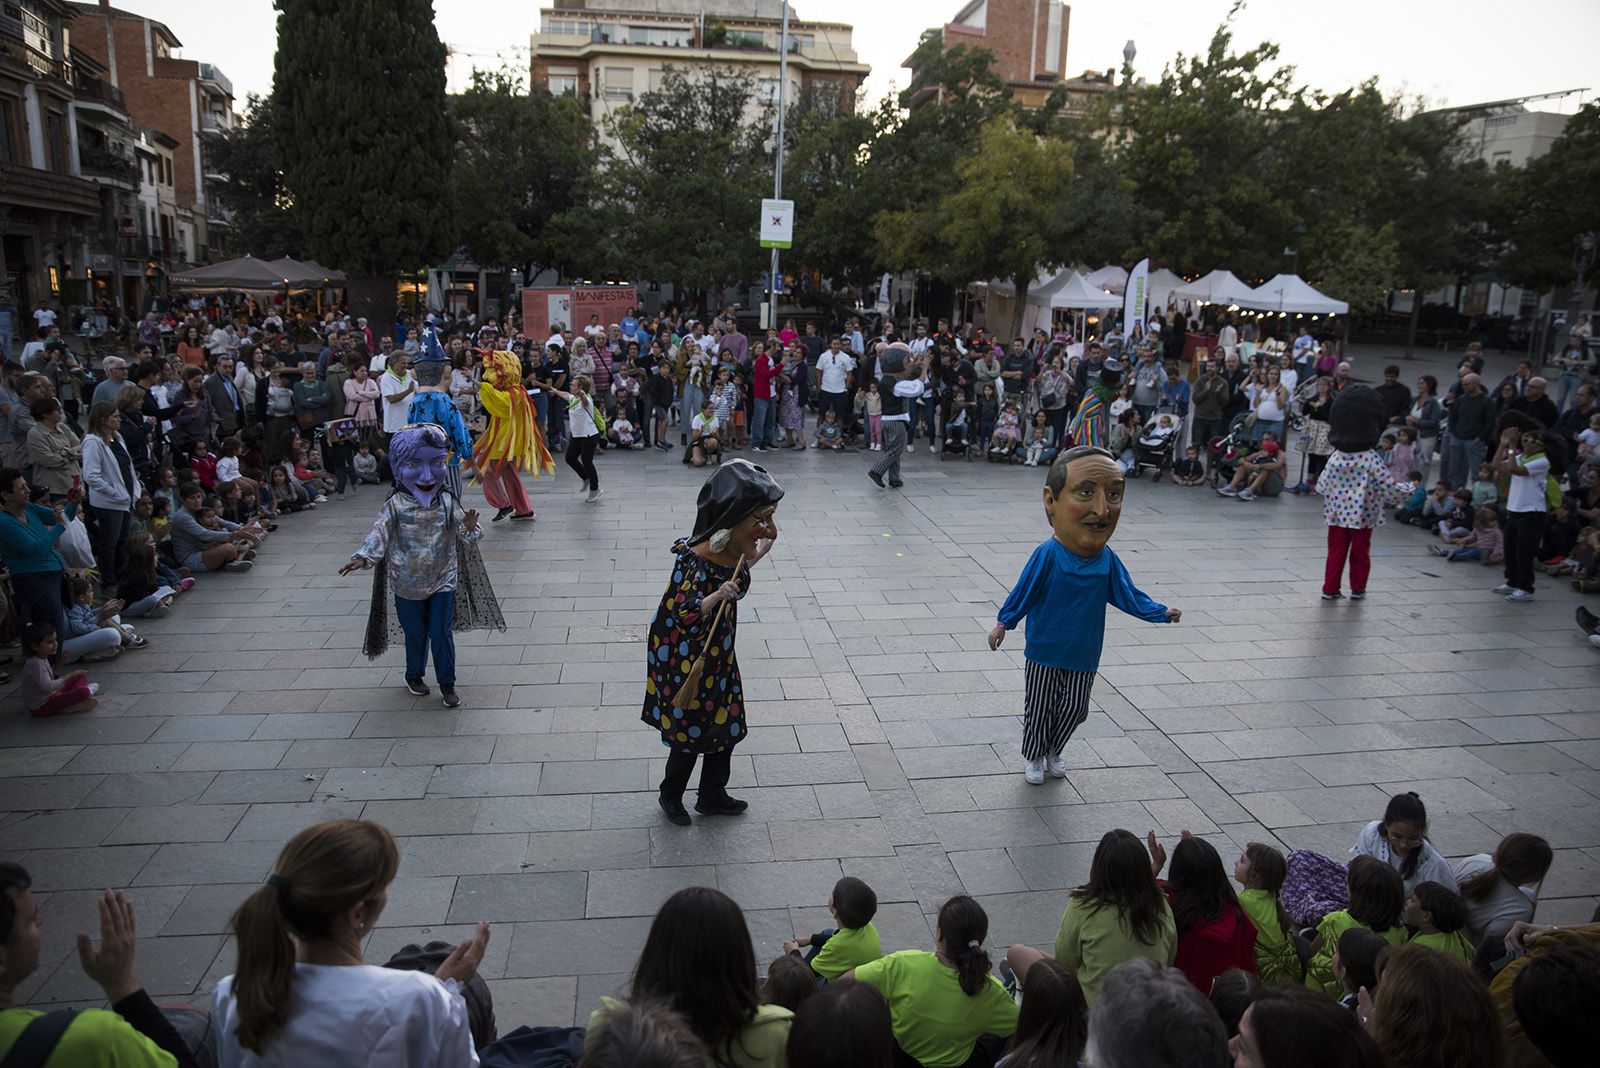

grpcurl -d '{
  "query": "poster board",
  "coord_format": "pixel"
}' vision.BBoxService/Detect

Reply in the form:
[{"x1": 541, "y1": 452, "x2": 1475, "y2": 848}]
[{"x1": 521, "y1": 285, "x2": 638, "y2": 342}]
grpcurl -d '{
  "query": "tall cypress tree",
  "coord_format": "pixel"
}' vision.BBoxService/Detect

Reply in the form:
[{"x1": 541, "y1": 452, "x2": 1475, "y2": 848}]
[{"x1": 272, "y1": 0, "x2": 453, "y2": 324}]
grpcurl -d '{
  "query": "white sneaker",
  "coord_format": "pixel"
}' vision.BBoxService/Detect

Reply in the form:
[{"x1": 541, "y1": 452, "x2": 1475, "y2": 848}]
[
  {"x1": 313, "y1": 495, "x2": 329, "y2": 504},
  {"x1": 1506, "y1": 589, "x2": 1533, "y2": 602},
  {"x1": 1047, "y1": 752, "x2": 1067, "y2": 778},
  {"x1": 1217, "y1": 484, "x2": 1238, "y2": 497},
  {"x1": 1024, "y1": 759, "x2": 1045, "y2": 785},
  {"x1": 1237, "y1": 489, "x2": 1256, "y2": 501},
  {"x1": 1490, "y1": 584, "x2": 1515, "y2": 595},
  {"x1": 88, "y1": 683, "x2": 101, "y2": 696},
  {"x1": 906, "y1": 444, "x2": 915, "y2": 453}
]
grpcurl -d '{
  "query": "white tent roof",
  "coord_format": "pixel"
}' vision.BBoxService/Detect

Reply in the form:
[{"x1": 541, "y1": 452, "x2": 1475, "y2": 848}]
[
  {"x1": 1049, "y1": 271, "x2": 1118, "y2": 309},
  {"x1": 985, "y1": 270, "x2": 1057, "y2": 299},
  {"x1": 1084, "y1": 265, "x2": 1128, "y2": 294},
  {"x1": 1237, "y1": 273, "x2": 1350, "y2": 315},
  {"x1": 1171, "y1": 269, "x2": 1256, "y2": 305},
  {"x1": 1146, "y1": 268, "x2": 1185, "y2": 310}
]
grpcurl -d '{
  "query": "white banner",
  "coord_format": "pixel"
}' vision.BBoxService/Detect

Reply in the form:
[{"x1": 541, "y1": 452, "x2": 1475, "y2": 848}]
[
  {"x1": 760, "y1": 199, "x2": 794, "y2": 249},
  {"x1": 1123, "y1": 258, "x2": 1149, "y2": 336}
]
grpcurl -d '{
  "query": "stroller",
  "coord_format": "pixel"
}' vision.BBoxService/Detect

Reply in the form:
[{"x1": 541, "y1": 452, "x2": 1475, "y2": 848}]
[
  {"x1": 1129, "y1": 413, "x2": 1182, "y2": 480},
  {"x1": 1207, "y1": 412, "x2": 1255, "y2": 488}
]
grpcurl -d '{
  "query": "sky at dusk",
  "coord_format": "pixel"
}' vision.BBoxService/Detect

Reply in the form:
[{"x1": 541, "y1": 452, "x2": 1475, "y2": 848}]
[{"x1": 118, "y1": 0, "x2": 1597, "y2": 116}]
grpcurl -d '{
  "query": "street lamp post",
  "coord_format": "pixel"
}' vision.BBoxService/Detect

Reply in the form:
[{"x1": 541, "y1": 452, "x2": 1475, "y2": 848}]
[{"x1": 765, "y1": 1, "x2": 790, "y2": 330}]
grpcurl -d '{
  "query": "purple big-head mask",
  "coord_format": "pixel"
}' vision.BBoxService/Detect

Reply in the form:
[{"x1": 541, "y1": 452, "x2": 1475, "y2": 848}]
[{"x1": 389, "y1": 423, "x2": 450, "y2": 508}]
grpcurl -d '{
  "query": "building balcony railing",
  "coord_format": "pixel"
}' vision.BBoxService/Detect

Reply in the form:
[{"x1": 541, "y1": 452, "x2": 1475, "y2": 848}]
[
  {"x1": 78, "y1": 147, "x2": 138, "y2": 187},
  {"x1": 197, "y1": 62, "x2": 233, "y2": 98},
  {"x1": 0, "y1": 34, "x2": 72, "y2": 86},
  {"x1": 74, "y1": 73, "x2": 125, "y2": 110},
  {"x1": 119, "y1": 235, "x2": 184, "y2": 264},
  {"x1": 0, "y1": 158, "x2": 101, "y2": 214}
]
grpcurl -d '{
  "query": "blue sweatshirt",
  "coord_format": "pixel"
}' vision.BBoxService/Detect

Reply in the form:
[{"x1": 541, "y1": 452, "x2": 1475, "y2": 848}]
[{"x1": 997, "y1": 539, "x2": 1169, "y2": 672}]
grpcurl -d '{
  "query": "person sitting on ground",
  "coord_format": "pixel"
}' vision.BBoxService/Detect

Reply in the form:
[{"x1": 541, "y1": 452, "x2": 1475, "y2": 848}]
[
  {"x1": 214, "y1": 819, "x2": 488, "y2": 1066},
  {"x1": 1208, "y1": 968, "x2": 1257, "y2": 1038},
  {"x1": 1332, "y1": 927, "x2": 1387, "y2": 1011},
  {"x1": 1149, "y1": 833, "x2": 1258, "y2": 993},
  {"x1": 0, "y1": 863, "x2": 201, "y2": 1064},
  {"x1": 1454, "y1": 832, "x2": 1553, "y2": 968},
  {"x1": 66, "y1": 575, "x2": 146, "y2": 653},
  {"x1": 1305, "y1": 856, "x2": 1407, "y2": 998},
  {"x1": 813, "y1": 408, "x2": 841, "y2": 452},
  {"x1": 1173, "y1": 444, "x2": 1206, "y2": 486},
  {"x1": 761, "y1": 955, "x2": 817, "y2": 1015},
  {"x1": 996, "y1": 959, "x2": 1087, "y2": 1068},
  {"x1": 171, "y1": 481, "x2": 253, "y2": 573},
  {"x1": 1405, "y1": 882, "x2": 1473, "y2": 961},
  {"x1": 1006, "y1": 829, "x2": 1177, "y2": 1005},
  {"x1": 1495, "y1": 924, "x2": 1600, "y2": 1068},
  {"x1": 1228, "y1": 982, "x2": 1383, "y2": 1068},
  {"x1": 585, "y1": 886, "x2": 790, "y2": 1068},
  {"x1": 844, "y1": 895, "x2": 1017, "y2": 1068},
  {"x1": 578, "y1": 997, "x2": 704, "y2": 1068},
  {"x1": 18, "y1": 622, "x2": 99, "y2": 716},
  {"x1": 1234, "y1": 843, "x2": 1300, "y2": 983},
  {"x1": 1217, "y1": 432, "x2": 1286, "y2": 500},
  {"x1": 782, "y1": 876, "x2": 882, "y2": 983},
  {"x1": 1085, "y1": 957, "x2": 1230, "y2": 1068},
  {"x1": 1369, "y1": 944, "x2": 1505, "y2": 1068},
  {"x1": 784, "y1": 980, "x2": 894, "y2": 1068},
  {"x1": 1429, "y1": 506, "x2": 1503, "y2": 564},
  {"x1": 1350, "y1": 791, "x2": 1458, "y2": 896}
]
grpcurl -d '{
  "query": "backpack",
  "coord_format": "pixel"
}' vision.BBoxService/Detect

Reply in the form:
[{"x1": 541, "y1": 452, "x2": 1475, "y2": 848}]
[{"x1": 1281, "y1": 850, "x2": 1350, "y2": 928}]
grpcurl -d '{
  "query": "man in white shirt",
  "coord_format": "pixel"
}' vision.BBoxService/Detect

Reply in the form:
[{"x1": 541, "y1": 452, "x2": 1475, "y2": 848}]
[
  {"x1": 908, "y1": 322, "x2": 933, "y2": 355},
  {"x1": 816, "y1": 336, "x2": 856, "y2": 431},
  {"x1": 32, "y1": 305, "x2": 56, "y2": 332},
  {"x1": 380, "y1": 352, "x2": 416, "y2": 435},
  {"x1": 1492, "y1": 427, "x2": 1550, "y2": 603}
]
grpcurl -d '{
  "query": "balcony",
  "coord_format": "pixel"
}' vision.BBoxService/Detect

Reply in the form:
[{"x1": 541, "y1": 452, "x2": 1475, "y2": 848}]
[
  {"x1": 0, "y1": 159, "x2": 100, "y2": 214},
  {"x1": 119, "y1": 235, "x2": 186, "y2": 265},
  {"x1": 197, "y1": 62, "x2": 233, "y2": 98},
  {"x1": 78, "y1": 146, "x2": 138, "y2": 188},
  {"x1": 74, "y1": 73, "x2": 126, "y2": 113},
  {"x1": 0, "y1": 34, "x2": 72, "y2": 86}
]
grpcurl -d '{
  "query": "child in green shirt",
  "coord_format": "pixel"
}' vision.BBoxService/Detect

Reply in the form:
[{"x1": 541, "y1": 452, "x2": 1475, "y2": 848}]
[
  {"x1": 1234, "y1": 842, "x2": 1302, "y2": 983},
  {"x1": 783, "y1": 876, "x2": 884, "y2": 982},
  {"x1": 1306, "y1": 856, "x2": 1408, "y2": 998},
  {"x1": 1406, "y1": 881, "x2": 1474, "y2": 962}
]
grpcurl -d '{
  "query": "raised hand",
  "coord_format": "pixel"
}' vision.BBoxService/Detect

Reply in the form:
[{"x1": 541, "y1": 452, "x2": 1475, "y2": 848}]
[
  {"x1": 435, "y1": 921, "x2": 491, "y2": 986},
  {"x1": 76, "y1": 889, "x2": 141, "y2": 1003}
]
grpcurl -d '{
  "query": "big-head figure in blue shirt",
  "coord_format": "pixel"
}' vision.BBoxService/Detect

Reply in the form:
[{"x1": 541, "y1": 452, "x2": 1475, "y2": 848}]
[{"x1": 989, "y1": 445, "x2": 1182, "y2": 784}]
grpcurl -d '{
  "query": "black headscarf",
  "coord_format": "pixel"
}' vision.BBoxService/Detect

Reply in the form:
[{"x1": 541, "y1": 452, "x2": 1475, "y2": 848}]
[{"x1": 688, "y1": 459, "x2": 784, "y2": 546}]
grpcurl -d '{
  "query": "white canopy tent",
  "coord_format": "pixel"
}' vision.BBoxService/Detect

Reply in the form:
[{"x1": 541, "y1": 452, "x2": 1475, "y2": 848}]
[
  {"x1": 1146, "y1": 268, "x2": 1185, "y2": 312},
  {"x1": 1049, "y1": 271, "x2": 1118, "y2": 309},
  {"x1": 1172, "y1": 269, "x2": 1255, "y2": 306},
  {"x1": 1238, "y1": 273, "x2": 1350, "y2": 315},
  {"x1": 1084, "y1": 265, "x2": 1128, "y2": 294}
]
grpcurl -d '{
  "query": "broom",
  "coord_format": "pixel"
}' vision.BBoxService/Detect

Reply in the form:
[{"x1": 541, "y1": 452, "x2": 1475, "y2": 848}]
[{"x1": 672, "y1": 553, "x2": 746, "y2": 710}]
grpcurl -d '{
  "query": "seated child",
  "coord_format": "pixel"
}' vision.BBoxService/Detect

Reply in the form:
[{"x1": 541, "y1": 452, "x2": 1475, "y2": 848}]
[
  {"x1": 1109, "y1": 409, "x2": 1142, "y2": 470},
  {"x1": 1537, "y1": 500, "x2": 1582, "y2": 564},
  {"x1": 147, "y1": 495, "x2": 172, "y2": 541},
  {"x1": 1470, "y1": 464, "x2": 1499, "y2": 508},
  {"x1": 1551, "y1": 526, "x2": 1600, "y2": 587},
  {"x1": 1578, "y1": 412, "x2": 1600, "y2": 462},
  {"x1": 1332, "y1": 928, "x2": 1388, "y2": 1012},
  {"x1": 1435, "y1": 488, "x2": 1474, "y2": 539},
  {"x1": 130, "y1": 494, "x2": 155, "y2": 534},
  {"x1": 188, "y1": 439, "x2": 219, "y2": 490},
  {"x1": 1394, "y1": 474, "x2": 1429, "y2": 525},
  {"x1": 943, "y1": 390, "x2": 973, "y2": 451},
  {"x1": 1428, "y1": 507, "x2": 1502, "y2": 563},
  {"x1": 990, "y1": 400, "x2": 1023, "y2": 455},
  {"x1": 609, "y1": 412, "x2": 639, "y2": 449},
  {"x1": 20, "y1": 623, "x2": 99, "y2": 717},
  {"x1": 1234, "y1": 843, "x2": 1301, "y2": 983},
  {"x1": 1405, "y1": 881, "x2": 1473, "y2": 962},
  {"x1": 1173, "y1": 445, "x2": 1206, "y2": 487},
  {"x1": 120, "y1": 530, "x2": 190, "y2": 618},
  {"x1": 1305, "y1": 856, "x2": 1407, "y2": 999},
  {"x1": 815, "y1": 409, "x2": 842, "y2": 451},
  {"x1": 289, "y1": 440, "x2": 335, "y2": 500},
  {"x1": 783, "y1": 876, "x2": 883, "y2": 983},
  {"x1": 351, "y1": 442, "x2": 383, "y2": 484},
  {"x1": 762, "y1": 955, "x2": 817, "y2": 1014},
  {"x1": 65, "y1": 575, "x2": 144, "y2": 656},
  {"x1": 1024, "y1": 411, "x2": 1055, "y2": 467}
]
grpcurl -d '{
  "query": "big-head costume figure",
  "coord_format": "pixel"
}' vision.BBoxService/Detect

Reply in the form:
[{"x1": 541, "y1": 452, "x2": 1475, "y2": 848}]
[
  {"x1": 644, "y1": 459, "x2": 782, "y2": 826},
  {"x1": 472, "y1": 349, "x2": 554, "y2": 522},
  {"x1": 989, "y1": 446, "x2": 1180, "y2": 784},
  {"x1": 1319, "y1": 385, "x2": 1415, "y2": 600},
  {"x1": 342, "y1": 424, "x2": 505, "y2": 707},
  {"x1": 406, "y1": 326, "x2": 475, "y2": 499}
]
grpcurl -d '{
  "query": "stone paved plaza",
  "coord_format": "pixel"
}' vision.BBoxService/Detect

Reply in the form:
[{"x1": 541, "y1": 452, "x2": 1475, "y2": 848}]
[{"x1": 3, "y1": 402, "x2": 1598, "y2": 1024}]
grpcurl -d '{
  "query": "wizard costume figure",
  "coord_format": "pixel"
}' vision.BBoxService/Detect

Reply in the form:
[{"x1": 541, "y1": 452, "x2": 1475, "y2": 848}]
[
  {"x1": 1068, "y1": 358, "x2": 1123, "y2": 450},
  {"x1": 644, "y1": 460, "x2": 782, "y2": 826},
  {"x1": 472, "y1": 348, "x2": 554, "y2": 522},
  {"x1": 343, "y1": 424, "x2": 505, "y2": 707},
  {"x1": 406, "y1": 326, "x2": 475, "y2": 500}
]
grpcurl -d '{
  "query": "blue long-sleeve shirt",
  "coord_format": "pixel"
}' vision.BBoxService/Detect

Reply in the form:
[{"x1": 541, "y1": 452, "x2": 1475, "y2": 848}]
[
  {"x1": 0, "y1": 501, "x2": 77, "y2": 574},
  {"x1": 996, "y1": 539, "x2": 1169, "y2": 672}
]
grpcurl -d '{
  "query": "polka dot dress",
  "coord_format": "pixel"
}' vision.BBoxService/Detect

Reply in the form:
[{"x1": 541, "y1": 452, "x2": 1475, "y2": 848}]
[{"x1": 641, "y1": 538, "x2": 750, "y2": 755}]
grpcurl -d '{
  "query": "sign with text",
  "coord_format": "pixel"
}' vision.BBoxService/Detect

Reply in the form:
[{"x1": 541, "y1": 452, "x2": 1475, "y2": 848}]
[
  {"x1": 760, "y1": 199, "x2": 794, "y2": 249},
  {"x1": 521, "y1": 285, "x2": 637, "y2": 342}
]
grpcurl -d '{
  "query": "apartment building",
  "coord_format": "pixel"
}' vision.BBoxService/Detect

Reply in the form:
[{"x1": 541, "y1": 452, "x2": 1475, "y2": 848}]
[{"x1": 905, "y1": 0, "x2": 1110, "y2": 114}]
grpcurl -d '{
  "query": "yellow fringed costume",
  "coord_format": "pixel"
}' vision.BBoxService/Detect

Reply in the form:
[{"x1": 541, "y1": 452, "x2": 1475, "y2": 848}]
[{"x1": 472, "y1": 349, "x2": 554, "y2": 514}]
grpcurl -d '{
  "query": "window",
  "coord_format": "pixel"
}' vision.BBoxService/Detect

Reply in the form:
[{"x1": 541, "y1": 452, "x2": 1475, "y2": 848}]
[
  {"x1": 603, "y1": 67, "x2": 633, "y2": 101},
  {"x1": 0, "y1": 97, "x2": 16, "y2": 163},
  {"x1": 647, "y1": 67, "x2": 665, "y2": 92},
  {"x1": 540, "y1": 17, "x2": 592, "y2": 37},
  {"x1": 547, "y1": 72, "x2": 579, "y2": 97},
  {"x1": 1491, "y1": 150, "x2": 1512, "y2": 167},
  {"x1": 44, "y1": 111, "x2": 65, "y2": 173},
  {"x1": 625, "y1": 25, "x2": 692, "y2": 47},
  {"x1": 756, "y1": 78, "x2": 779, "y2": 105}
]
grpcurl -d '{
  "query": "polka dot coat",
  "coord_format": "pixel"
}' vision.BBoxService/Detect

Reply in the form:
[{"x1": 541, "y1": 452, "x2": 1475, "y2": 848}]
[
  {"x1": 641, "y1": 538, "x2": 751, "y2": 755},
  {"x1": 1320, "y1": 449, "x2": 1416, "y2": 530}
]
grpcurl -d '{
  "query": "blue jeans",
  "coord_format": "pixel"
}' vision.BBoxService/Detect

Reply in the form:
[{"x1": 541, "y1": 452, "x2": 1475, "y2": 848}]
[
  {"x1": 679, "y1": 384, "x2": 703, "y2": 441},
  {"x1": 394, "y1": 589, "x2": 456, "y2": 685},
  {"x1": 752, "y1": 396, "x2": 775, "y2": 447},
  {"x1": 1444, "y1": 435, "x2": 1484, "y2": 491},
  {"x1": 1555, "y1": 371, "x2": 1583, "y2": 415}
]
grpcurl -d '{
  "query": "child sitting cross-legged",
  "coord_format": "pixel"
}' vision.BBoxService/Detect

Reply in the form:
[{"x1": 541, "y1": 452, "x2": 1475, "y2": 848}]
[
  {"x1": 1173, "y1": 445, "x2": 1207, "y2": 487},
  {"x1": 783, "y1": 876, "x2": 884, "y2": 983},
  {"x1": 1428, "y1": 506, "x2": 1503, "y2": 564},
  {"x1": 19, "y1": 622, "x2": 100, "y2": 717},
  {"x1": 1434, "y1": 488, "x2": 1474, "y2": 539},
  {"x1": 1405, "y1": 881, "x2": 1473, "y2": 962},
  {"x1": 1393, "y1": 474, "x2": 1429, "y2": 525},
  {"x1": 65, "y1": 575, "x2": 144, "y2": 658}
]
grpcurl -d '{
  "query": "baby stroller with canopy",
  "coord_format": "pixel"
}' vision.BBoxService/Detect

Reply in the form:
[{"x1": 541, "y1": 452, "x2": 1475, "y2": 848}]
[
  {"x1": 1129, "y1": 412, "x2": 1182, "y2": 480},
  {"x1": 1207, "y1": 412, "x2": 1254, "y2": 488}
]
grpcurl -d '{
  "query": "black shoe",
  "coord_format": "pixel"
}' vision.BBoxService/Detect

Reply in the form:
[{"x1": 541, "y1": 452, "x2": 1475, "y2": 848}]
[
  {"x1": 888, "y1": 480, "x2": 904, "y2": 488},
  {"x1": 659, "y1": 794, "x2": 692, "y2": 826},
  {"x1": 492, "y1": 507, "x2": 514, "y2": 523},
  {"x1": 405, "y1": 676, "x2": 430, "y2": 696},
  {"x1": 693, "y1": 795, "x2": 749, "y2": 816},
  {"x1": 868, "y1": 470, "x2": 885, "y2": 488},
  {"x1": 440, "y1": 685, "x2": 460, "y2": 708},
  {"x1": 1578, "y1": 605, "x2": 1600, "y2": 636},
  {"x1": 266, "y1": 523, "x2": 279, "y2": 532}
]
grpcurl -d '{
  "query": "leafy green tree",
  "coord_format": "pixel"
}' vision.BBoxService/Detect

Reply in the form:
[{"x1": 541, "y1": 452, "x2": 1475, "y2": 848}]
[
  {"x1": 451, "y1": 68, "x2": 595, "y2": 279},
  {"x1": 1500, "y1": 102, "x2": 1600, "y2": 291},
  {"x1": 201, "y1": 93, "x2": 303, "y2": 259},
  {"x1": 780, "y1": 84, "x2": 878, "y2": 292},
  {"x1": 272, "y1": 0, "x2": 454, "y2": 327}
]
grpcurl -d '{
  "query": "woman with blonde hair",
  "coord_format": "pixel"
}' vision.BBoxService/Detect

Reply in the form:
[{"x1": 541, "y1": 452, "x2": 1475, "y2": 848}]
[{"x1": 214, "y1": 820, "x2": 489, "y2": 1066}]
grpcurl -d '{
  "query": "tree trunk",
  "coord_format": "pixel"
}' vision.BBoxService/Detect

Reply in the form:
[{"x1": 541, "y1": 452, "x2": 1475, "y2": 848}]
[
  {"x1": 345, "y1": 275, "x2": 397, "y2": 346},
  {"x1": 1404, "y1": 291, "x2": 1421, "y2": 360},
  {"x1": 1011, "y1": 278, "x2": 1029, "y2": 342}
]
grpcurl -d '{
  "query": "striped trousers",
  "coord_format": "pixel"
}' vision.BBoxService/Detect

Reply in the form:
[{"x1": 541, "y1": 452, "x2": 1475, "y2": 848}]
[{"x1": 1021, "y1": 659, "x2": 1096, "y2": 761}]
